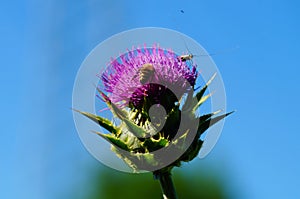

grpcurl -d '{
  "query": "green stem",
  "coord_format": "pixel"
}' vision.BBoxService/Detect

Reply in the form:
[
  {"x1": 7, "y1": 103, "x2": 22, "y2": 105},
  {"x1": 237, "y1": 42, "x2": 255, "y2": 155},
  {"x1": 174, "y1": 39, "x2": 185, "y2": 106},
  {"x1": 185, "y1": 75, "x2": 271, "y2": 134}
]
[{"x1": 154, "y1": 169, "x2": 178, "y2": 199}]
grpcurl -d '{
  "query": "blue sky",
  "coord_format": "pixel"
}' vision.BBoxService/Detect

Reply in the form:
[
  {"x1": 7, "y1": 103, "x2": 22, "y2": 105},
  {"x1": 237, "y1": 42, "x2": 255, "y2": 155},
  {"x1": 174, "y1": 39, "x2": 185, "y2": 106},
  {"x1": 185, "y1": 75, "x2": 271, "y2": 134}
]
[{"x1": 1, "y1": 0, "x2": 300, "y2": 198}]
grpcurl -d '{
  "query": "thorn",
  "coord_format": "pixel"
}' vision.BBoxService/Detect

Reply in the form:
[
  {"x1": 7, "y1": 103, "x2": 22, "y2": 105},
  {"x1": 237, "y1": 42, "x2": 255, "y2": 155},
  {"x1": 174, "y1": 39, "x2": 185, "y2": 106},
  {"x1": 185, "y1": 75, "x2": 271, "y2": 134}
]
[
  {"x1": 98, "y1": 107, "x2": 110, "y2": 112},
  {"x1": 71, "y1": 108, "x2": 81, "y2": 113},
  {"x1": 90, "y1": 130, "x2": 100, "y2": 135}
]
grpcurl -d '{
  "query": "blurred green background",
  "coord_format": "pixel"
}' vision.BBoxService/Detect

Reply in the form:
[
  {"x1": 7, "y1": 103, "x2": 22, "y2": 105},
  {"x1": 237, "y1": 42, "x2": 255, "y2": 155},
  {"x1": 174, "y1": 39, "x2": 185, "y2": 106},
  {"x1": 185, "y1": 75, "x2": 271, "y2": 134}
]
[{"x1": 83, "y1": 163, "x2": 235, "y2": 199}]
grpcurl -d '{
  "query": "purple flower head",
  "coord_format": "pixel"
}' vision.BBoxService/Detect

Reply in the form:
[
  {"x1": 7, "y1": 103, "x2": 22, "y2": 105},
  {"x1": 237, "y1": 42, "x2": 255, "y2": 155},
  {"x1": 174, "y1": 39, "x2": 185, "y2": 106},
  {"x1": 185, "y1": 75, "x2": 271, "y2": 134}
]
[{"x1": 101, "y1": 44, "x2": 198, "y2": 111}]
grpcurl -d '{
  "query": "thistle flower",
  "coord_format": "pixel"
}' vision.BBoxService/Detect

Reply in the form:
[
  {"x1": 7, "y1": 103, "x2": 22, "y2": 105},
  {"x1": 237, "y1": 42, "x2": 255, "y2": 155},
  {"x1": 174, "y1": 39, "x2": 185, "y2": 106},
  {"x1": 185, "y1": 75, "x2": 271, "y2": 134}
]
[
  {"x1": 75, "y1": 44, "x2": 232, "y2": 199},
  {"x1": 101, "y1": 44, "x2": 197, "y2": 110}
]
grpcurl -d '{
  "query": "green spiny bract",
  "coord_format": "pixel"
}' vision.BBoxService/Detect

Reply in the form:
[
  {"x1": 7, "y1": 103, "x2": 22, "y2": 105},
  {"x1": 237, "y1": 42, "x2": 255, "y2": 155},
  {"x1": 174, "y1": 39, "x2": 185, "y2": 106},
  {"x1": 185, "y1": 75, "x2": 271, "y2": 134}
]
[{"x1": 75, "y1": 73, "x2": 233, "y2": 172}]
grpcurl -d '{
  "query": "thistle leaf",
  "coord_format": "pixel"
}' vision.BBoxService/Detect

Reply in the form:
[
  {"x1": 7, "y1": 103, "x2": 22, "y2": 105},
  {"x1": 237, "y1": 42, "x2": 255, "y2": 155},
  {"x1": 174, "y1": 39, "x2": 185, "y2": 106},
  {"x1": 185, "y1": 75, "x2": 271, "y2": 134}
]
[
  {"x1": 197, "y1": 111, "x2": 234, "y2": 137},
  {"x1": 192, "y1": 93, "x2": 213, "y2": 113},
  {"x1": 113, "y1": 147, "x2": 159, "y2": 172},
  {"x1": 195, "y1": 73, "x2": 216, "y2": 101},
  {"x1": 136, "y1": 152, "x2": 158, "y2": 166},
  {"x1": 73, "y1": 109, "x2": 118, "y2": 134},
  {"x1": 96, "y1": 87, "x2": 110, "y2": 101},
  {"x1": 163, "y1": 106, "x2": 180, "y2": 134},
  {"x1": 93, "y1": 131, "x2": 130, "y2": 151},
  {"x1": 198, "y1": 110, "x2": 222, "y2": 124},
  {"x1": 181, "y1": 88, "x2": 194, "y2": 112},
  {"x1": 110, "y1": 102, "x2": 128, "y2": 119},
  {"x1": 122, "y1": 117, "x2": 150, "y2": 138},
  {"x1": 96, "y1": 88, "x2": 128, "y2": 119},
  {"x1": 143, "y1": 153, "x2": 158, "y2": 166},
  {"x1": 111, "y1": 146, "x2": 138, "y2": 172},
  {"x1": 172, "y1": 129, "x2": 189, "y2": 151},
  {"x1": 142, "y1": 137, "x2": 169, "y2": 151},
  {"x1": 181, "y1": 139, "x2": 203, "y2": 162}
]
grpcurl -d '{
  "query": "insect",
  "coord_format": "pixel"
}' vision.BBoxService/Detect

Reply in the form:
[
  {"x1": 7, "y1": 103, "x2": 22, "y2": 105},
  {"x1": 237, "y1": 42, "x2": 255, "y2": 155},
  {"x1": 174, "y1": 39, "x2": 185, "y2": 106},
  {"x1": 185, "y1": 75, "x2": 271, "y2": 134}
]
[
  {"x1": 178, "y1": 54, "x2": 194, "y2": 62},
  {"x1": 139, "y1": 63, "x2": 155, "y2": 84},
  {"x1": 177, "y1": 36, "x2": 197, "y2": 63},
  {"x1": 132, "y1": 63, "x2": 155, "y2": 84}
]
